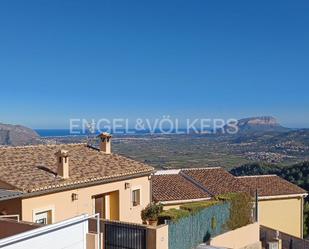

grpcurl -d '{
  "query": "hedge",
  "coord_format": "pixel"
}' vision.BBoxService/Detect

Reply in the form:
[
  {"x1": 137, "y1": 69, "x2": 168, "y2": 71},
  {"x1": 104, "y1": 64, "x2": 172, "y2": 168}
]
[
  {"x1": 180, "y1": 200, "x2": 219, "y2": 213},
  {"x1": 158, "y1": 200, "x2": 221, "y2": 224},
  {"x1": 158, "y1": 208, "x2": 191, "y2": 224}
]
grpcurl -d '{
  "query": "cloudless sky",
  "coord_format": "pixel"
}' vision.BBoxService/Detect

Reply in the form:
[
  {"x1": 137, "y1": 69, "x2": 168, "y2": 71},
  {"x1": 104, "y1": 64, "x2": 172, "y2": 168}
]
[{"x1": 0, "y1": 0, "x2": 308, "y2": 128}]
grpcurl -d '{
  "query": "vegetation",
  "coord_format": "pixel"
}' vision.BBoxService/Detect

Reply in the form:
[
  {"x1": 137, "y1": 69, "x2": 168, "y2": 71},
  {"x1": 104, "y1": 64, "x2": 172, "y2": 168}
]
[
  {"x1": 158, "y1": 208, "x2": 191, "y2": 224},
  {"x1": 304, "y1": 202, "x2": 309, "y2": 237},
  {"x1": 141, "y1": 202, "x2": 163, "y2": 223},
  {"x1": 180, "y1": 201, "x2": 219, "y2": 214},
  {"x1": 158, "y1": 194, "x2": 253, "y2": 230},
  {"x1": 111, "y1": 128, "x2": 309, "y2": 169},
  {"x1": 217, "y1": 192, "x2": 253, "y2": 230},
  {"x1": 158, "y1": 201, "x2": 223, "y2": 224}
]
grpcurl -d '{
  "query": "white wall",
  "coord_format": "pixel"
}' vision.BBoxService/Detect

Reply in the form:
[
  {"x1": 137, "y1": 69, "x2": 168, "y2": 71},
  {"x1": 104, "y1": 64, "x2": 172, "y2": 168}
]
[{"x1": 0, "y1": 215, "x2": 92, "y2": 249}]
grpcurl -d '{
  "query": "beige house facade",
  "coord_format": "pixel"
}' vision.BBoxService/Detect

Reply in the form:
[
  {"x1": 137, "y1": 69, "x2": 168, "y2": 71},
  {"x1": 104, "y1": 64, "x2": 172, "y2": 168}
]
[
  {"x1": 0, "y1": 134, "x2": 154, "y2": 225},
  {"x1": 237, "y1": 176, "x2": 306, "y2": 238},
  {"x1": 19, "y1": 175, "x2": 151, "y2": 224}
]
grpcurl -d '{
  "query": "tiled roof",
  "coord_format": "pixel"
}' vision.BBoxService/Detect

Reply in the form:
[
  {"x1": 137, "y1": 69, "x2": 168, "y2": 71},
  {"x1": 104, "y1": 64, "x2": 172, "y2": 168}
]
[
  {"x1": 152, "y1": 174, "x2": 210, "y2": 202},
  {"x1": 183, "y1": 168, "x2": 249, "y2": 195},
  {"x1": 152, "y1": 168, "x2": 307, "y2": 202},
  {"x1": 0, "y1": 144, "x2": 154, "y2": 194},
  {"x1": 236, "y1": 175, "x2": 307, "y2": 197}
]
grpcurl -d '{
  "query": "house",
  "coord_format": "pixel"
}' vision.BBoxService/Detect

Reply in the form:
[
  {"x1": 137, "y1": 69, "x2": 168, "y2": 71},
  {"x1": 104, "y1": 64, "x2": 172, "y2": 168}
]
[
  {"x1": 237, "y1": 175, "x2": 307, "y2": 238},
  {"x1": 0, "y1": 133, "x2": 154, "y2": 224},
  {"x1": 152, "y1": 167, "x2": 248, "y2": 209},
  {"x1": 152, "y1": 167, "x2": 307, "y2": 238}
]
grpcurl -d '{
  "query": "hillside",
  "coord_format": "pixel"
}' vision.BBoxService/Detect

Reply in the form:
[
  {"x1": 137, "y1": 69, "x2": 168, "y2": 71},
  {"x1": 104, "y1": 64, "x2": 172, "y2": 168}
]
[
  {"x1": 2, "y1": 116, "x2": 309, "y2": 167},
  {"x1": 0, "y1": 123, "x2": 41, "y2": 146}
]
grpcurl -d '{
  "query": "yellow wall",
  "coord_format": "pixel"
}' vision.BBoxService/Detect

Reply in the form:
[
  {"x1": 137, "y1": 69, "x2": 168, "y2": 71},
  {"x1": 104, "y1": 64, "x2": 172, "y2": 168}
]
[
  {"x1": 259, "y1": 197, "x2": 303, "y2": 238},
  {"x1": 147, "y1": 224, "x2": 168, "y2": 249},
  {"x1": 110, "y1": 191, "x2": 119, "y2": 220},
  {"x1": 21, "y1": 176, "x2": 150, "y2": 224}
]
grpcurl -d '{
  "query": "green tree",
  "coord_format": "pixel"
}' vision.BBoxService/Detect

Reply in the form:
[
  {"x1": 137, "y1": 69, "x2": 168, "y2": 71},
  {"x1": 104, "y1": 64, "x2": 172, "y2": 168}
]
[{"x1": 303, "y1": 202, "x2": 309, "y2": 237}]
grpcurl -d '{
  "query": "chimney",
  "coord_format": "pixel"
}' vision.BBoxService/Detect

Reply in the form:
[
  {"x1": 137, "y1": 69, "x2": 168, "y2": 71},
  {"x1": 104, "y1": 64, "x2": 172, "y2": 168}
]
[
  {"x1": 55, "y1": 149, "x2": 69, "y2": 179},
  {"x1": 98, "y1": 132, "x2": 112, "y2": 154}
]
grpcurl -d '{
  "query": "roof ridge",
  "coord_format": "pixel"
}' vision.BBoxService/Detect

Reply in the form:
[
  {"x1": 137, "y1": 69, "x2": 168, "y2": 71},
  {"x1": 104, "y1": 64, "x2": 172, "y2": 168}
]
[
  {"x1": 182, "y1": 167, "x2": 222, "y2": 171},
  {"x1": 155, "y1": 169, "x2": 181, "y2": 175},
  {"x1": 179, "y1": 171, "x2": 215, "y2": 197},
  {"x1": 236, "y1": 175, "x2": 277, "y2": 178},
  {"x1": 0, "y1": 143, "x2": 87, "y2": 150}
]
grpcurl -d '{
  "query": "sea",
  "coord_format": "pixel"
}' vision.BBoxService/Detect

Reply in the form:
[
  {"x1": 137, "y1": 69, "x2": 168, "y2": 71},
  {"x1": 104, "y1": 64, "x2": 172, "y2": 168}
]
[
  {"x1": 35, "y1": 129, "x2": 80, "y2": 137},
  {"x1": 34, "y1": 128, "x2": 205, "y2": 137}
]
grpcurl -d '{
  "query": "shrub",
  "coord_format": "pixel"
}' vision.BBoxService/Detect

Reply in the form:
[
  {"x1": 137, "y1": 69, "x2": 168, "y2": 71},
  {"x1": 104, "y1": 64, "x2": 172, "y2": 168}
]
[
  {"x1": 158, "y1": 201, "x2": 223, "y2": 224},
  {"x1": 158, "y1": 208, "x2": 191, "y2": 224},
  {"x1": 217, "y1": 192, "x2": 253, "y2": 230},
  {"x1": 180, "y1": 201, "x2": 219, "y2": 214},
  {"x1": 141, "y1": 202, "x2": 163, "y2": 222},
  {"x1": 211, "y1": 216, "x2": 217, "y2": 230}
]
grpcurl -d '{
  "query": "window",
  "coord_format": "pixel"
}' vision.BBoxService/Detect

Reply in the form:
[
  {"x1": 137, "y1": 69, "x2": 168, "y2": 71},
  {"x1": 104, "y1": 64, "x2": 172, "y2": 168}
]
[
  {"x1": 34, "y1": 210, "x2": 52, "y2": 224},
  {"x1": 132, "y1": 189, "x2": 140, "y2": 206}
]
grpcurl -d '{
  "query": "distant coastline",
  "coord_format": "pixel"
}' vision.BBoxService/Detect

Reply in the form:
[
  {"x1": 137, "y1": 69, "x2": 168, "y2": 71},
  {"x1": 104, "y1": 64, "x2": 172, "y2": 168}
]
[{"x1": 35, "y1": 129, "x2": 77, "y2": 137}]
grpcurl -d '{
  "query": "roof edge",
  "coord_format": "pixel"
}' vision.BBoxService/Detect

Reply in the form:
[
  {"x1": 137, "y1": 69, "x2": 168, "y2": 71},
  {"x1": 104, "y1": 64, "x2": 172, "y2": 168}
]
[
  {"x1": 19, "y1": 170, "x2": 154, "y2": 200},
  {"x1": 182, "y1": 167, "x2": 222, "y2": 171},
  {"x1": 259, "y1": 193, "x2": 308, "y2": 200},
  {"x1": 160, "y1": 197, "x2": 212, "y2": 205},
  {"x1": 236, "y1": 175, "x2": 277, "y2": 178},
  {"x1": 0, "y1": 143, "x2": 87, "y2": 150}
]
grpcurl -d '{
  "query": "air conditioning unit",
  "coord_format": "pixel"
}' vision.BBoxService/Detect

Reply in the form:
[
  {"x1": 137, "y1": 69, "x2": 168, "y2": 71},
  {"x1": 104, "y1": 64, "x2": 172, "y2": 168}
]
[{"x1": 267, "y1": 241, "x2": 279, "y2": 249}]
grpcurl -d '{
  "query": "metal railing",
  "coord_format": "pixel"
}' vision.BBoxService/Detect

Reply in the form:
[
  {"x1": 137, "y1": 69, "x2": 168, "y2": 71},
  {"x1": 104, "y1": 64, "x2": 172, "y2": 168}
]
[
  {"x1": 260, "y1": 225, "x2": 309, "y2": 249},
  {"x1": 89, "y1": 219, "x2": 147, "y2": 249}
]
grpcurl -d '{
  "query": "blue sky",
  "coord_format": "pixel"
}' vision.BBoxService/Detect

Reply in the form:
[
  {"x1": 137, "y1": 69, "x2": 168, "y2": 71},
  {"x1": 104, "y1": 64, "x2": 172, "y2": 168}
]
[{"x1": 0, "y1": 0, "x2": 308, "y2": 128}]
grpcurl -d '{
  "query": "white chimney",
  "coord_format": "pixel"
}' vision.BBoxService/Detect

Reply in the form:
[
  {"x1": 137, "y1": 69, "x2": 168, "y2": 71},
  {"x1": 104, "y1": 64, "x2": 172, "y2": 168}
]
[
  {"x1": 55, "y1": 149, "x2": 69, "y2": 179},
  {"x1": 98, "y1": 132, "x2": 112, "y2": 154}
]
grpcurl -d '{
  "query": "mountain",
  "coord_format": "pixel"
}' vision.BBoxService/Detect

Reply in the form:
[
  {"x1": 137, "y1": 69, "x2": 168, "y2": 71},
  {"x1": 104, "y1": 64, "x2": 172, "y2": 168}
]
[
  {"x1": 0, "y1": 123, "x2": 41, "y2": 146},
  {"x1": 227, "y1": 116, "x2": 290, "y2": 133}
]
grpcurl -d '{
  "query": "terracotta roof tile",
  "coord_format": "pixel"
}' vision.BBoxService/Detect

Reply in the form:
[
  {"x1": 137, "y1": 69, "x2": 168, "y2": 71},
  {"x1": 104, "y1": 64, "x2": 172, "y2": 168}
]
[
  {"x1": 0, "y1": 144, "x2": 154, "y2": 193},
  {"x1": 236, "y1": 175, "x2": 307, "y2": 197},
  {"x1": 152, "y1": 174, "x2": 210, "y2": 202},
  {"x1": 183, "y1": 168, "x2": 248, "y2": 195},
  {"x1": 152, "y1": 168, "x2": 306, "y2": 203}
]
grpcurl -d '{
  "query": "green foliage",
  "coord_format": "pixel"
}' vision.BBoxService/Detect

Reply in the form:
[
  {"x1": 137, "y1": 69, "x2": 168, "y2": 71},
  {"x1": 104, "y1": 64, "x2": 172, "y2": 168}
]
[
  {"x1": 158, "y1": 201, "x2": 221, "y2": 224},
  {"x1": 158, "y1": 208, "x2": 191, "y2": 224},
  {"x1": 218, "y1": 192, "x2": 253, "y2": 230},
  {"x1": 180, "y1": 201, "x2": 219, "y2": 213},
  {"x1": 141, "y1": 202, "x2": 163, "y2": 221},
  {"x1": 216, "y1": 192, "x2": 243, "y2": 201},
  {"x1": 211, "y1": 216, "x2": 217, "y2": 230},
  {"x1": 304, "y1": 202, "x2": 309, "y2": 237},
  {"x1": 159, "y1": 194, "x2": 253, "y2": 230}
]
